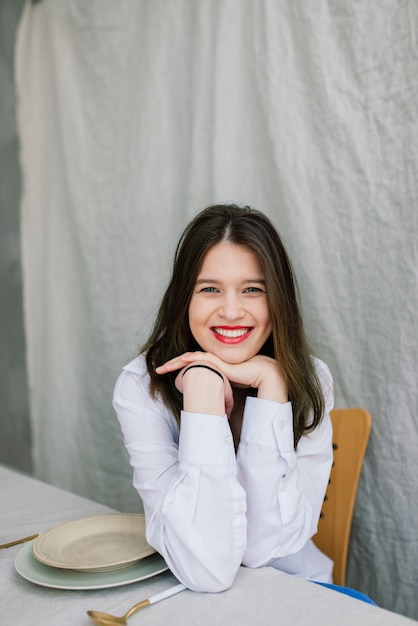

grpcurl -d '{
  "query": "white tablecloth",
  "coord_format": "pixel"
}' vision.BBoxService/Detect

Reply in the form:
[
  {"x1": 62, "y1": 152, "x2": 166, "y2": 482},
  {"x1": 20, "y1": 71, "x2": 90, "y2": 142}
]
[{"x1": 1, "y1": 465, "x2": 416, "y2": 626}]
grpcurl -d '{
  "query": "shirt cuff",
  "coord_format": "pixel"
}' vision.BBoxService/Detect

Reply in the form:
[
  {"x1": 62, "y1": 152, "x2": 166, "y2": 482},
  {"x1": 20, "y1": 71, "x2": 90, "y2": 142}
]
[
  {"x1": 241, "y1": 396, "x2": 294, "y2": 452},
  {"x1": 178, "y1": 411, "x2": 236, "y2": 466}
]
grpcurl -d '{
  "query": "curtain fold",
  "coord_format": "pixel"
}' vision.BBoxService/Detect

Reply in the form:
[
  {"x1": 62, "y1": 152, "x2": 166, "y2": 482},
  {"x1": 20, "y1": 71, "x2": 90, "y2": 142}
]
[{"x1": 15, "y1": 0, "x2": 418, "y2": 618}]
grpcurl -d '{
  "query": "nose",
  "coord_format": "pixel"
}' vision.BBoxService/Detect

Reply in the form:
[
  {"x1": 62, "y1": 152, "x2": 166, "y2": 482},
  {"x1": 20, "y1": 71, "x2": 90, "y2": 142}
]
[{"x1": 218, "y1": 292, "x2": 244, "y2": 321}]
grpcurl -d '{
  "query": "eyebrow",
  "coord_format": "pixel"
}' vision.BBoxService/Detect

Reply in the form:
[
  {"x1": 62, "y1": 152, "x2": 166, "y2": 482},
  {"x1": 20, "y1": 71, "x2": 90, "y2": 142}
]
[{"x1": 195, "y1": 278, "x2": 266, "y2": 285}]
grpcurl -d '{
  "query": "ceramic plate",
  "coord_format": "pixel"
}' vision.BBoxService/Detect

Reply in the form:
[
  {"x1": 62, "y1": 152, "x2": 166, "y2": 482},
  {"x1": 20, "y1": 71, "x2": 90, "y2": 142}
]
[
  {"x1": 15, "y1": 541, "x2": 169, "y2": 590},
  {"x1": 32, "y1": 514, "x2": 155, "y2": 572}
]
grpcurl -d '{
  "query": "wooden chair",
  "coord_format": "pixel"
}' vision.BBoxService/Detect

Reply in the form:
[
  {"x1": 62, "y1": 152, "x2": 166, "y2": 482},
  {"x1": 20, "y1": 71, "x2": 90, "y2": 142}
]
[{"x1": 313, "y1": 408, "x2": 372, "y2": 586}]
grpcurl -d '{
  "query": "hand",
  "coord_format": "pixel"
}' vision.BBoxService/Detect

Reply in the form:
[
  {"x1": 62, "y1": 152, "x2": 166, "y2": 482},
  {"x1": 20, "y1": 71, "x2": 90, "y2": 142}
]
[
  {"x1": 156, "y1": 357, "x2": 234, "y2": 419},
  {"x1": 156, "y1": 352, "x2": 288, "y2": 404}
]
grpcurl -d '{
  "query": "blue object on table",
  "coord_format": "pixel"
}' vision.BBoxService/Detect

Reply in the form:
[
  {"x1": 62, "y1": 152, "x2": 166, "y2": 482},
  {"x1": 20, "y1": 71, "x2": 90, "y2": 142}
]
[{"x1": 314, "y1": 582, "x2": 377, "y2": 605}]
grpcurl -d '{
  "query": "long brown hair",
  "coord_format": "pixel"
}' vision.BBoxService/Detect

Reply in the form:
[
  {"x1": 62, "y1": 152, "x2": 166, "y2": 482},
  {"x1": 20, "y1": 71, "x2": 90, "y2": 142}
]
[{"x1": 142, "y1": 203, "x2": 325, "y2": 447}]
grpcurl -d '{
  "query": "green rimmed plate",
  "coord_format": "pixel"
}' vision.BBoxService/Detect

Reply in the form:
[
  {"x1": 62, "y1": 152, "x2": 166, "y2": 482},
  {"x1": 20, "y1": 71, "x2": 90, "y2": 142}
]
[{"x1": 15, "y1": 541, "x2": 168, "y2": 590}]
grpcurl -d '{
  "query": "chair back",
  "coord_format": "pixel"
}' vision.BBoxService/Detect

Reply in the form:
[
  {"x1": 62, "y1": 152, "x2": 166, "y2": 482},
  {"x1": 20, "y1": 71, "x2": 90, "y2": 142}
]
[{"x1": 313, "y1": 408, "x2": 372, "y2": 586}]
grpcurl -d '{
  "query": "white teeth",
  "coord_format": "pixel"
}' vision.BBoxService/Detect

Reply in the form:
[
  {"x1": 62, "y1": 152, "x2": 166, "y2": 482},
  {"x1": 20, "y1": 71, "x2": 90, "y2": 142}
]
[{"x1": 214, "y1": 328, "x2": 250, "y2": 338}]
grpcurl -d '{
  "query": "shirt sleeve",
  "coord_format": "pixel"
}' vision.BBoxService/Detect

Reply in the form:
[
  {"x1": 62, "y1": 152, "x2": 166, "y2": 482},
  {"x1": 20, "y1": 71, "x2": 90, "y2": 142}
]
[
  {"x1": 237, "y1": 360, "x2": 334, "y2": 567},
  {"x1": 113, "y1": 366, "x2": 247, "y2": 593}
]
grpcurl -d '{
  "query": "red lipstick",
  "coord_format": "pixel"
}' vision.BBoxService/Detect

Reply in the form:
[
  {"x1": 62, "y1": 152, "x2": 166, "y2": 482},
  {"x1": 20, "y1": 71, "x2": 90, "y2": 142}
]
[{"x1": 211, "y1": 326, "x2": 253, "y2": 344}]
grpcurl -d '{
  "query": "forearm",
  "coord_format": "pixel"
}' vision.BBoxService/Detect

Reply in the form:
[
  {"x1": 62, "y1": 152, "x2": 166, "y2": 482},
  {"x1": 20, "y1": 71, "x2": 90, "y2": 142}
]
[
  {"x1": 114, "y1": 360, "x2": 245, "y2": 591},
  {"x1": 182, "y1": 365, "x2": 226, "y2": 416},
  {"x1": 143, "y1": 463, "x2": 246, "y2": 592},
  {"x1": 125, "y1": 411, "x2": 247, "y2": 592},
  {"x1": 237, "y1": 397, "x2": 332, "y2": 567}
]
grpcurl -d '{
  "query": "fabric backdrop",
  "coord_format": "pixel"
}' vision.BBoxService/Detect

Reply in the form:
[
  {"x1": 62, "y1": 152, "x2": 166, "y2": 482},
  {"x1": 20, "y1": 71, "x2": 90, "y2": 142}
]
[{"x1": 15, "y1": 0, "x2": 418, "y2": 619}]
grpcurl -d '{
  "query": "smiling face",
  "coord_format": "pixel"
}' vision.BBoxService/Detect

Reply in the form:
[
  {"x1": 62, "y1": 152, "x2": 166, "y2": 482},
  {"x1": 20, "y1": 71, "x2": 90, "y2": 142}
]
[{"x1": 188, "y1": 242, "x2": 272, "y2": 364}]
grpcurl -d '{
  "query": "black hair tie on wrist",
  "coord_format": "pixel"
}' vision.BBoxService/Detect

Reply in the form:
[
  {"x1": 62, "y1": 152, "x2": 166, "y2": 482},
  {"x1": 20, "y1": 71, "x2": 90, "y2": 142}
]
[{"x1": 182, "y1": 364, "x2": 224, "y2": 382}]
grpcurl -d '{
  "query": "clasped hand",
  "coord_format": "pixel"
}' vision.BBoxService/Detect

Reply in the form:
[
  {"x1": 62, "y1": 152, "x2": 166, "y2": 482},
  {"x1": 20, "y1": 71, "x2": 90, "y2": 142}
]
[{"x1": 156, "y1": 352, "x2": 288, "y2": 418}]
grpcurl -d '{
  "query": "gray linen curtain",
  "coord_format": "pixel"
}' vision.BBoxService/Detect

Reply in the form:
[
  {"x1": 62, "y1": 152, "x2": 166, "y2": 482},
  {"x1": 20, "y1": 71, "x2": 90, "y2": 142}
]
[{"x1": 15, "y1": 0, "x2": 418, "y2": 618}]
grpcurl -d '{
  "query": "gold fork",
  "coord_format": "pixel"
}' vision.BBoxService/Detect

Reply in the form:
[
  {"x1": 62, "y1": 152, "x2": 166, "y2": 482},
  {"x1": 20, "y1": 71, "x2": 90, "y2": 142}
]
[{"x1": 0, "y1": 534, "x2": 39, "y2": 549}]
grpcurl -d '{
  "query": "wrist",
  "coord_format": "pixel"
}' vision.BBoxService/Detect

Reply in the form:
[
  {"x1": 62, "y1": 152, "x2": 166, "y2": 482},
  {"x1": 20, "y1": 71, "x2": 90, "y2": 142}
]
[
  {"x1": 182, "y1": 366, "x2": 225, "y2": 415},
  {"x1": 182, "y1": 364, "x2": 224, "y2": 382},
  {"x1": 257, "y1": 372, "x2": 288, "y2": 404}
]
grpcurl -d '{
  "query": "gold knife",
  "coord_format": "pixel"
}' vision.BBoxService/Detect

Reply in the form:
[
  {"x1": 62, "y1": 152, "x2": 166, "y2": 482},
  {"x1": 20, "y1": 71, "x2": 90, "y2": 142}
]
[{"x1": 0, "y1": 534, "x2": 39, "y2": 549}]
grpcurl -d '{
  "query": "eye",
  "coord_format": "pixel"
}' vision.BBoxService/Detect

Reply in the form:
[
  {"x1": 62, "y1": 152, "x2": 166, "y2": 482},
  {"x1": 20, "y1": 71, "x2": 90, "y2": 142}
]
[
  {"x1": 199, "y1": 286, "x2": 220, "y2": 293},
  {"x1": 243, "y1": 286, "x2": 264, "y2": 294}
]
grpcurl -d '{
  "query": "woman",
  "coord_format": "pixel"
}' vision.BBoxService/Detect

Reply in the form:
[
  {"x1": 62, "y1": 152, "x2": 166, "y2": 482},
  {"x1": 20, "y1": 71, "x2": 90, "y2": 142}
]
[{"x1": 113, "y1": 203, "x2": 334, "y2": 592}]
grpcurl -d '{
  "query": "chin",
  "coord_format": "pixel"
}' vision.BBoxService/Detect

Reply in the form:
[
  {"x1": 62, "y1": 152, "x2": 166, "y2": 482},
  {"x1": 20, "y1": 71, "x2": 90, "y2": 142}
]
[
  {"x1": 221, "y1": 356, "x2": 247, "y2": 365},
  {"x1": 213, "y1": 349, "x2": 253, "y2": 364}
]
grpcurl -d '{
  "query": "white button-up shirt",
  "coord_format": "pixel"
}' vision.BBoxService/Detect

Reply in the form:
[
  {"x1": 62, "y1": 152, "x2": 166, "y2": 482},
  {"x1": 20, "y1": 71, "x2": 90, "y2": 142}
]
[{"x1": 113, "y1": 354, "x2": 334, "y2": 592}]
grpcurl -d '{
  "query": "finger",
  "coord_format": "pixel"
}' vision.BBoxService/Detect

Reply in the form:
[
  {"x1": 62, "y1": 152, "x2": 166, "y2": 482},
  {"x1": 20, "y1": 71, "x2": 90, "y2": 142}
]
[
  {"x1": 174, "y1": 369, "x2": 185, "y2": 394},
  {"x1": 156, "y1": 352, "x2": 222, "y2": 375},
  {"x1": 155, "y1": 353, "x2": 197, "y2": 374},
  {"x1": 225, "y1": 397, "x2": 234, "y2": 420},
  {"x1": 178, "y1": 352, "x2": 226, "y2": 371},
  {"x1": 224, "y1": 380, "x2": 234, "y2": 420}
]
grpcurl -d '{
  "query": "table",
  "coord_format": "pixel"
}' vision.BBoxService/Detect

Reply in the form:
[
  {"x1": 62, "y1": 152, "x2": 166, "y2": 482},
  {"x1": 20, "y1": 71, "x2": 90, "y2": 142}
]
[{"x1": 1, "y1": 464, "x2": 416, "y2": 626}]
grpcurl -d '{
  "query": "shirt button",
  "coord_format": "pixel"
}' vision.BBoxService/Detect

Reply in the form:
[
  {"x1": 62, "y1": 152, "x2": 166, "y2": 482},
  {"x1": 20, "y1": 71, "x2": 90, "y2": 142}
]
[{"x1": 224, "y1": 435, "x2": 233, "y2": 446}]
